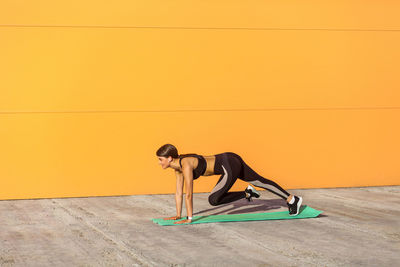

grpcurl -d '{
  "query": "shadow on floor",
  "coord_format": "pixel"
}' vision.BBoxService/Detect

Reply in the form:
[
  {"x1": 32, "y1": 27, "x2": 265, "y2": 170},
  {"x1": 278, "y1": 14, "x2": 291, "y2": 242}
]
[{"x1": 194, "y1": 198, "x2": 287, "y2": 216}]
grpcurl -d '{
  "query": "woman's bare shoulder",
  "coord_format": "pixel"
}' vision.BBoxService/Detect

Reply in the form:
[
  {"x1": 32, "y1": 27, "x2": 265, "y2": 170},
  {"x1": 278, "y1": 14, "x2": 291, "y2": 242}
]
[{"x1": 180, "y1": 157, "x2": 194, "y2": 166}]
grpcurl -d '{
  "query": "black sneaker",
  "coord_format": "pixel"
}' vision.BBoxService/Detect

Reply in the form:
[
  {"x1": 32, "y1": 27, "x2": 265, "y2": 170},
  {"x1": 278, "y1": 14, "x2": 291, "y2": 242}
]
[
  {"x1": 287, "y1": 196, "x2": 303, "y2": 216},
  {"x1": 245, "y1": 184, "x2": 260, "y2": 202}
]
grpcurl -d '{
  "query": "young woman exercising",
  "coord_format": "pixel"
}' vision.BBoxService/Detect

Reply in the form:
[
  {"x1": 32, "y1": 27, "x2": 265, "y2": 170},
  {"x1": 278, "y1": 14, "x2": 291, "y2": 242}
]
[{"x1": 156, "y1": 144, "x2": 302, "y2": 224}]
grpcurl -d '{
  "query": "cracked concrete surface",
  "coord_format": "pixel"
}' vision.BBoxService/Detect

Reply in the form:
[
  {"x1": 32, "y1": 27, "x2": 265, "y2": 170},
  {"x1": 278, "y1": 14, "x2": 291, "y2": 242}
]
[{"x1": 0, "y1": 186, "x2": 399, "y2": 266}]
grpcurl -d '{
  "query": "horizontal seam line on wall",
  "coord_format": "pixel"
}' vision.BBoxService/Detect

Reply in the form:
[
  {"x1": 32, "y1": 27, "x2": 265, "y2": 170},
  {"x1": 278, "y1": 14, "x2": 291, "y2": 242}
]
[
  {"x1": 1, "y1": 107, "x2": 400, "y2": 115},
  {"x1": 1, "y1": 24, "x2": 400, "y2": 32}
]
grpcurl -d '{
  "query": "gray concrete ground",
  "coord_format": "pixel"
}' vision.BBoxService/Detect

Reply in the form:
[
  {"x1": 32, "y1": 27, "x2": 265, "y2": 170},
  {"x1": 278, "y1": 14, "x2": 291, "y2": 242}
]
[{"x1": 0, "y1": 186, "x2": 399, "y2": 267}]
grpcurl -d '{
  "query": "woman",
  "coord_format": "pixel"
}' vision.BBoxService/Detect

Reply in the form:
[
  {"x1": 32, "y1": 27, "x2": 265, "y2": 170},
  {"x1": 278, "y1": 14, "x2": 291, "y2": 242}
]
[{"x1": 156, "y1": 144, "x2": 302, "y2": 224}]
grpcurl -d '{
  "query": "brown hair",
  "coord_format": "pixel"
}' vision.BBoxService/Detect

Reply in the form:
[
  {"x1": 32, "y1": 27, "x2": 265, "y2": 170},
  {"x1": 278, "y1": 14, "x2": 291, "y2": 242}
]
[{"x1": 156, "y1": 144, "x2": 179, "y2": 158}]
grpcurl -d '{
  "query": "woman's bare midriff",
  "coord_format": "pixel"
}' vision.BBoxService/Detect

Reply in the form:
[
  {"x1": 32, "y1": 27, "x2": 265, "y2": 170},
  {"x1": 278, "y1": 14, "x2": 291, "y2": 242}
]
[{"x1": 202, "y1": 155, "x2": 216, "y2": 176}]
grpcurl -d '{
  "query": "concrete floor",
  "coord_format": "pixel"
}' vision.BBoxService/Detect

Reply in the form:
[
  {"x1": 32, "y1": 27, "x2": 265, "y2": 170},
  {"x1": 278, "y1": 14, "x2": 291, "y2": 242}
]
[{"x1": 0, "y1": 186, "x2": 399, "y2": 267}]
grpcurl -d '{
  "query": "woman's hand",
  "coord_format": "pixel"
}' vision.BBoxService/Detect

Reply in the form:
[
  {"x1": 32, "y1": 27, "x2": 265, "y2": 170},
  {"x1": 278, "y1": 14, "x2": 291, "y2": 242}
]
[
  {"x1": 163, "y1": 216, "x2": 181, "y2": 220},
  {"x1": 174, "y1": 219, "x2": 192, "y2": 224}
]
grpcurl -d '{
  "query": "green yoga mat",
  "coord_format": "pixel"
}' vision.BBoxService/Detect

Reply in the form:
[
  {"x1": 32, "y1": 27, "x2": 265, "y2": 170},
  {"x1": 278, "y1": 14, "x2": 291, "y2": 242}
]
[{"x1": 152, "y1": 205, "x2": 322, "y2": 226}]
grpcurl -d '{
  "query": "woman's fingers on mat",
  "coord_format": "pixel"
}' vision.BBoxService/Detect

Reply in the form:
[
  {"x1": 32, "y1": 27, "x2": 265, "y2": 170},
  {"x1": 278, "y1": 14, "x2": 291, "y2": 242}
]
[{"x1": 164, "y1": 216, "x2": 181, "y2": 220}]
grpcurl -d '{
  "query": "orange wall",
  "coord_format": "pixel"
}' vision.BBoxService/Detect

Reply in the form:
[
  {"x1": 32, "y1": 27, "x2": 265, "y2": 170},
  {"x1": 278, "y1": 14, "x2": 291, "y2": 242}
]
[{"x1": 1, "y1": 1, "x2": 399, "y2": 200}]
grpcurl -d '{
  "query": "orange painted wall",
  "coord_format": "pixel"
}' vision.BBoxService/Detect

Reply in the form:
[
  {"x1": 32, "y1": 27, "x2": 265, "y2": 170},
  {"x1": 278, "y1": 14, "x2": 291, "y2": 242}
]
[{"x1": 0, "y1": 1, "x2": 399, "y2": 200}]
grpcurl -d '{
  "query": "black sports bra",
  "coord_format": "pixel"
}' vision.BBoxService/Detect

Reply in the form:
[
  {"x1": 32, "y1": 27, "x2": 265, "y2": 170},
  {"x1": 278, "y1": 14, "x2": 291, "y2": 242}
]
[{"x1": 179, "y1": 154, "x2": 207, "y2": 180}]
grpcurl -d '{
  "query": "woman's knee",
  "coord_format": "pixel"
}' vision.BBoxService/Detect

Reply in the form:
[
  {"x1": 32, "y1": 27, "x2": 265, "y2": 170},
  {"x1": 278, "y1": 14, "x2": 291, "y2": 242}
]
[{"x1": 208, "y1": 195, "x2": 220, "y2": 206}]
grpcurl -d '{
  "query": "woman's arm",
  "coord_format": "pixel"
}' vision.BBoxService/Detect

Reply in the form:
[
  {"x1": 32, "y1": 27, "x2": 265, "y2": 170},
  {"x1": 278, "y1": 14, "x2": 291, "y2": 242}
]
[
  {"x1": 175, "y1": 170, "x2": 184, "y2": 217},
  {"x1": 174, "y1": 159, "x2": 194, "y2": 224},
  {"x1": 163, "y1": 170, "x2": 184, "y2": 220}
]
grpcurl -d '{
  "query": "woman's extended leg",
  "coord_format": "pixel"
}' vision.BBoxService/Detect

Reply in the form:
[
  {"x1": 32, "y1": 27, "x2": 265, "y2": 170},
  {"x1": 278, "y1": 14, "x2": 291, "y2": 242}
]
[
  {"x1": 237, "y1": 156, "x2": 290, "y2": 200},
  {"x1": 232, "y1": 152, "x2": 303, "y2": 215},
  {"x1": 209, "y1": 152, "x2": 303, "y2": 215}
]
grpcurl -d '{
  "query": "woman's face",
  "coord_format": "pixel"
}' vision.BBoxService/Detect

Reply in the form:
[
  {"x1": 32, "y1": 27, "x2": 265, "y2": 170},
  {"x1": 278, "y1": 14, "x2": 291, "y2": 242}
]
[{"x1": 158, "y1": 156, "x2": 171, "y2": 169}]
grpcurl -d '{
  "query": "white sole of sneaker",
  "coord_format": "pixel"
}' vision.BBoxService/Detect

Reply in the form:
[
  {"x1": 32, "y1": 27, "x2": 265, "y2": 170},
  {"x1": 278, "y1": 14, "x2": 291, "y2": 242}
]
[
  {"x1": 247, "y1": 184, "x2": 260, "y2": 198},
  {"x1": 290, "y1": 196, "x2": 303, "y2": 216}
]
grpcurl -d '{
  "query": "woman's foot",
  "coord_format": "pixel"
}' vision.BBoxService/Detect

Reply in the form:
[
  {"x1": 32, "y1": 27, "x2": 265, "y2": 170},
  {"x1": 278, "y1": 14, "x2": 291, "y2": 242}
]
[
  {"x1": 287, "y1": 196, "x2": 303, "y2": 216},
  {"x1": 245, "y1": 184, "x2": 260, "y2": 202}
]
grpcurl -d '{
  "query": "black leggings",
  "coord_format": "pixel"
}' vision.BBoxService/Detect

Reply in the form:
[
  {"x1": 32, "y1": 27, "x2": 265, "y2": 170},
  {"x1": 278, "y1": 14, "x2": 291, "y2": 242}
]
[{"x1": 208, "y1": 152, "x2": 290, "y2": 206}]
